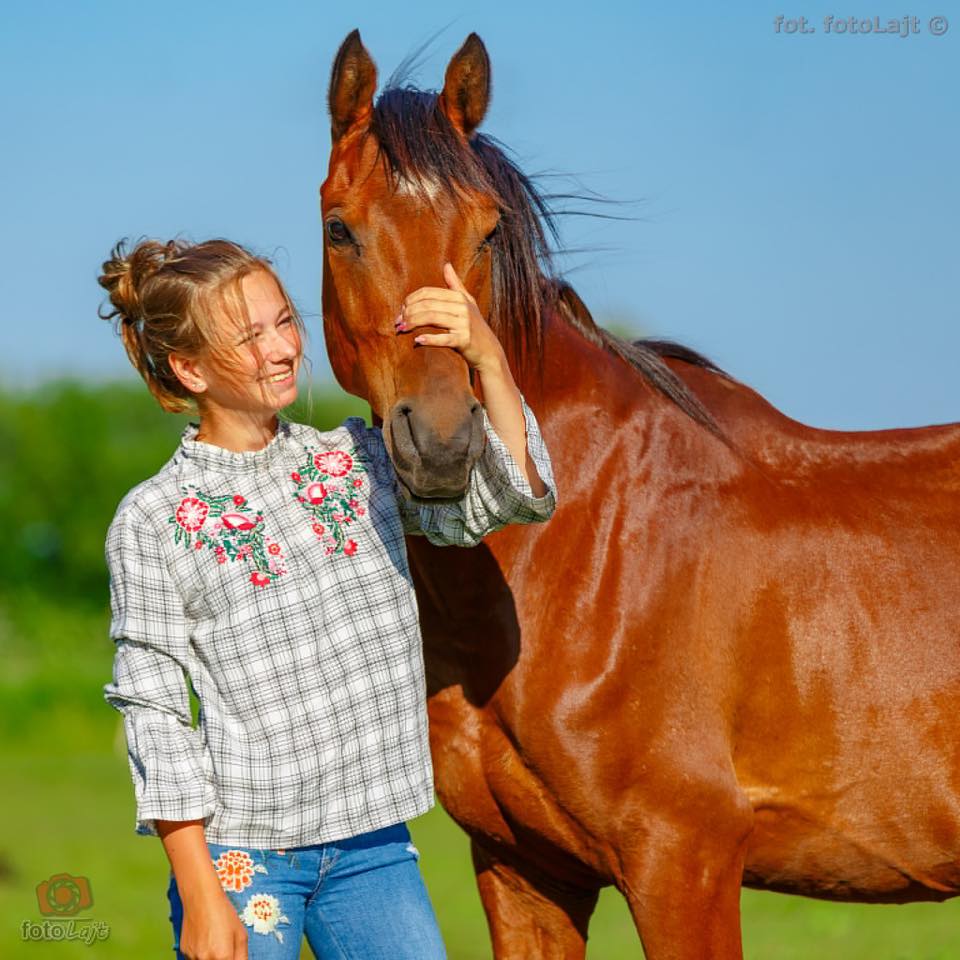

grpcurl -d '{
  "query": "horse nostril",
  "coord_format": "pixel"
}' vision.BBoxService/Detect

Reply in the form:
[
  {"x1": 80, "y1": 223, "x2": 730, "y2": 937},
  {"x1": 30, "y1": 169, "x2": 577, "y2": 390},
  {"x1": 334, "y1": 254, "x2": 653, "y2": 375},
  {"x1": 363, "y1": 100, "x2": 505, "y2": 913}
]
[{"x1": 398, "y1": 404, "x2": 412, "y2": 417}]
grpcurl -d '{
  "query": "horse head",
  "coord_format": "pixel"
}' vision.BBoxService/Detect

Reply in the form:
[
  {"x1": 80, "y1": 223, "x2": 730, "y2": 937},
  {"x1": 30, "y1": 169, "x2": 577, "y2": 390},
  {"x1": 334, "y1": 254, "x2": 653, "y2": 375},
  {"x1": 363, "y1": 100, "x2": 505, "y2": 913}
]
[{"x1": 321, "y1": 30, "x2": 550, "y2": 502}]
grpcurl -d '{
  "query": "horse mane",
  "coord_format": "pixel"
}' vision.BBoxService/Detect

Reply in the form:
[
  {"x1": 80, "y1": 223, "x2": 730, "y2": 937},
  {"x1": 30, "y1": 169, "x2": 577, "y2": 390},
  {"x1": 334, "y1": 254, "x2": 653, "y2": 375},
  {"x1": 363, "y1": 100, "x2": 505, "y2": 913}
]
[{"x1": 367, "y1": 84, "x2": 735, "y2": 443}]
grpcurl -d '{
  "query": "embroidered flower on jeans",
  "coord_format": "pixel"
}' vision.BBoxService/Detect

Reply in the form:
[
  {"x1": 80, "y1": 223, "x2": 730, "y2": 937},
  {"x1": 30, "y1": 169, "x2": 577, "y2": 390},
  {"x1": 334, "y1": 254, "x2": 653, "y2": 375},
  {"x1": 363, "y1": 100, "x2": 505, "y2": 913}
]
[
  {"x1": 240, "y1": 892, "x2": 291, "y2": 942},
  {"x1": 212, "y1": 849, "x2": 267, "y2": 893}
]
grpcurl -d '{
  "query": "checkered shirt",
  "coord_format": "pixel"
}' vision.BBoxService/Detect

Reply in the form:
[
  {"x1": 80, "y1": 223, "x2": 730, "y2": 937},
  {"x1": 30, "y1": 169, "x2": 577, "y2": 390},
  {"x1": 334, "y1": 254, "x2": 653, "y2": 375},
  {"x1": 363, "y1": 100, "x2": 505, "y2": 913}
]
[{"x1": 103, "y1": 394, "x2": 556, "y2": 847}]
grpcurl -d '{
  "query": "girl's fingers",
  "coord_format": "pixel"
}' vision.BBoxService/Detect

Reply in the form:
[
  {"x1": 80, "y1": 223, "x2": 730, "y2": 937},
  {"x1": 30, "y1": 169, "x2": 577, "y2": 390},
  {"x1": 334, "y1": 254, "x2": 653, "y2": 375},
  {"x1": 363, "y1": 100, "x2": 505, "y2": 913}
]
[
  {"x1": 404, "y1": 288, "x2": 465, "y2": 307},
  {"x1": 413, "y1": 332, "x2": 459, "y2": 347},
  {"x1": 397, "y1": 316, "x2": 471, "y2": 338},
  {"x1": 443, "y1": 262, "x2": 471, "y2": 297},
  {"x1": 399, "y1": 310, "x2": 464, "y2": 330},
  {"x1": 403, "y1": 298, "x2": 468, "y2": 315}
]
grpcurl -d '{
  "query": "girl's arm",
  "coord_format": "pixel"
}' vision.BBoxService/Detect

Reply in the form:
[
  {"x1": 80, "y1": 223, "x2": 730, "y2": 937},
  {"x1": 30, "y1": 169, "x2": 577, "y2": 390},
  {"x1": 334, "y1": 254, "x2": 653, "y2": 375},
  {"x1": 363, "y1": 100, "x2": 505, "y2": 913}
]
[
  {"x1": 158, "y1": 820, "x2": 247, "y2": 960},
  {"x1": 473, "y1": 352, "x2": 548, "y2": 498},
  {"x1": 398, "y1": 261, "x2": 549, "y2": 497},
  {"x1": 363, "y1": 266, "x2": 559, "y2": 547},
  {"x1": 104, "y1": 504, "x2": 243, "y2": 956}
]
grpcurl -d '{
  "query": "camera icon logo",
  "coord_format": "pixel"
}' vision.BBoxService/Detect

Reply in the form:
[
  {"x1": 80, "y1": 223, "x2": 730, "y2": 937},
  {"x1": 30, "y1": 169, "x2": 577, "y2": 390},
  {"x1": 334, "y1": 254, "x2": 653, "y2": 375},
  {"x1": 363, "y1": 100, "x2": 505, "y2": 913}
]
[{"x1": 35, "y1": 873, "x2": 94, "y2": 916}]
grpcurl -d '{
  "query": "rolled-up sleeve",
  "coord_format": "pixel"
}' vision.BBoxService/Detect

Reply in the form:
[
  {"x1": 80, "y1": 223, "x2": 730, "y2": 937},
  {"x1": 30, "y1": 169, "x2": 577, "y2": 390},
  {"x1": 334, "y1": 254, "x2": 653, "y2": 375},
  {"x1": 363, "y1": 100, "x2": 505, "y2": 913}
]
[
  {"x1": 102, "y1": 504, "x2": 216, "y2": 837},
  {"x1": 397, "y1": 392, "x2": 557, "y2": 547}
]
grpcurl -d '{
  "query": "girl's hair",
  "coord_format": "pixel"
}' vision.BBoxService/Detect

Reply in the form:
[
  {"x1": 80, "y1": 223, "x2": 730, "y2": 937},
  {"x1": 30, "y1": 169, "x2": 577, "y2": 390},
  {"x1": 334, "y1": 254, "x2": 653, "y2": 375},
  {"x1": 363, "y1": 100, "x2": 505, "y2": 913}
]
[{"x1": 98, "y1": 237, "x2": 309, "y2": 414}]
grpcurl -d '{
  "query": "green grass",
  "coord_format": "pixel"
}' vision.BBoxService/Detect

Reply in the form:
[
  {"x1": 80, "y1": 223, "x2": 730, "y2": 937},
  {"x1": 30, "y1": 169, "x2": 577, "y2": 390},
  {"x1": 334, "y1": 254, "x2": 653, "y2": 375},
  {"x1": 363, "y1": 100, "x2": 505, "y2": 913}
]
[{"x1": 2, "y1": 737, "x2": 958, "y2": 958}]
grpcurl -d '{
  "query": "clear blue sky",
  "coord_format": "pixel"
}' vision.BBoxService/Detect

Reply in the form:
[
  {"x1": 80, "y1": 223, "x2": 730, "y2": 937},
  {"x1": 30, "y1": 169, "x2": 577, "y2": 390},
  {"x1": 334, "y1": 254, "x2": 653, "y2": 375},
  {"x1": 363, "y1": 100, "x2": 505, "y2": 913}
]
[{"x1": 2, "y1": 0, "x2": 956, "y2": 429}]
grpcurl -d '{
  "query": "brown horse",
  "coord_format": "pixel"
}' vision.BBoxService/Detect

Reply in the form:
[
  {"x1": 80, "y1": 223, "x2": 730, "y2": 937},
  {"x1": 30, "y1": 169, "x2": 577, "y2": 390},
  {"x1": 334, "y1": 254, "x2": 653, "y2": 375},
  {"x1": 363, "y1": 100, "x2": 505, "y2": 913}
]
[{"x1": 319, "y1": 30, "x2": 960, "y2": 959}]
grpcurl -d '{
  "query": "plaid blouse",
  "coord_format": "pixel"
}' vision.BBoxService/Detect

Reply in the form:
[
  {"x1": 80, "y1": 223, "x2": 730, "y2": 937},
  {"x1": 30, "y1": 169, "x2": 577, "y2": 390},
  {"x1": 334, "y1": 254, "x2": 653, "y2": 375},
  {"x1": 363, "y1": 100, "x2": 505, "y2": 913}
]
[{"x1": 103, "y1": 394, "x2": 556, "y2": 847}]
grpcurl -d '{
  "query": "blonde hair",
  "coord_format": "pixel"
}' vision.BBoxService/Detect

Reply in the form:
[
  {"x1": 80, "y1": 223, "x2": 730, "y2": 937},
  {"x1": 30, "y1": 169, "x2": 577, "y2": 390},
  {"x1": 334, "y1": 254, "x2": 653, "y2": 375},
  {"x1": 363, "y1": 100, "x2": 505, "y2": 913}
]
[{"x1": 98, "y1": 237, "x2": 309, "y2": 414}]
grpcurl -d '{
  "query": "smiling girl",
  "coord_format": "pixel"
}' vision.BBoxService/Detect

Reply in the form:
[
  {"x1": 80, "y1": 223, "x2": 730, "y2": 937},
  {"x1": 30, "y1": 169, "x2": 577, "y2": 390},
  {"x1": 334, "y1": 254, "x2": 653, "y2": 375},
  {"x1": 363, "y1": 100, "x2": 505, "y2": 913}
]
[{"x1": 98, "y1": 237, "x2": 556, "y2": 959}]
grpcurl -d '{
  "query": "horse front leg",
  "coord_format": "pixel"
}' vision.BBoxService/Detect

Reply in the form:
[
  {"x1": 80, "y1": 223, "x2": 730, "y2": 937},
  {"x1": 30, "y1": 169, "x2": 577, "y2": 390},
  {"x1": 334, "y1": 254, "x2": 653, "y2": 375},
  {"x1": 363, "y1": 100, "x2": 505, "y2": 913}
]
[
  {"x1": 620, "y1": 803, "x2": 753, "y2": 960},
  {"x1": 471, "y1": 839, "x2": 601, "y2": 960}
]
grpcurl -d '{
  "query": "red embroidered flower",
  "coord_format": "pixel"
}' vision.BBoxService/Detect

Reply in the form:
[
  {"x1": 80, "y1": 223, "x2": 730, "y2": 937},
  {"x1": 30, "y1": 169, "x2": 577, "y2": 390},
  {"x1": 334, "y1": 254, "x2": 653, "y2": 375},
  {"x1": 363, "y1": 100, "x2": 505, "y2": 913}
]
[
  {"x1": 305, "y1": 482, "x2": 327, "y2": 505},
  {"x1": 314, "y1": 450, "x2": 353, "y2": 477},
  {"x1": 348, "y1": 499, "x2": 359, "y2": 508},
  {"x1": 291, "y1": 472, "x2": 301, "y2": 483},
  {"x1": 312, "y1": 522, "x2": 325, "y2": 536},
  {"x1": 170, "y1": 487, "x2": 284, "y2": 588},
  {"x1": 175, "y1": 497, "x2": 209, "y2": 532},
  {"x1": 221, "y1": 513, "x2": 257, "y2": 532},
  {"x1": 344, "y1": 539, "x2": 358, "y2": 557},
  {"x1": 352, "y1": 478, "x2": 363, "y2": 488}
]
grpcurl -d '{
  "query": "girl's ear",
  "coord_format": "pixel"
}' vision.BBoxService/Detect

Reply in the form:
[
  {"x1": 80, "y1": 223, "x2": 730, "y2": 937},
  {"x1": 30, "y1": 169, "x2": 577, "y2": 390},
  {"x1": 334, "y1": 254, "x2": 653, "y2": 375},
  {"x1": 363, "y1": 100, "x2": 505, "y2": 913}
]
[{"x1": 169, "y1": 351, "x2": 208, "y2": 394}]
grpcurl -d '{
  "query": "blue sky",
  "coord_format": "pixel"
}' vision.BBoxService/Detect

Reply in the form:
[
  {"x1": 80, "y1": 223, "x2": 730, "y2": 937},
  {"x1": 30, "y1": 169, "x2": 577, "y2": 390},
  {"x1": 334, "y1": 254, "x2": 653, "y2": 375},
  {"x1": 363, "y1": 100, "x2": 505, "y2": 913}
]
[{"x1": 1, "y1": 0, "x2": 956, "y2": 429}]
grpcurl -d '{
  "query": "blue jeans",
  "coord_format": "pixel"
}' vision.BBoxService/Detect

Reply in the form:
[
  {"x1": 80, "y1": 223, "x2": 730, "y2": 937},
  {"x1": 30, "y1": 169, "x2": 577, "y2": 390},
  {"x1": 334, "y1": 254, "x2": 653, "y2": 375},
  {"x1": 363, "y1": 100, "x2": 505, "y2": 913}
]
[{"x1": 167, "y1": 822, "x2": 446, "y2": 959}]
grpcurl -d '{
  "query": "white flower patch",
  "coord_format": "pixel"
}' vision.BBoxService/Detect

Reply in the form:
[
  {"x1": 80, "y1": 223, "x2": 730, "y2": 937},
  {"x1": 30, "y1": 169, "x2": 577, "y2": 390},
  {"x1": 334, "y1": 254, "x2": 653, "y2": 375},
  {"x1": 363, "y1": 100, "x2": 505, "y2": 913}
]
[{"x1": 240, "y1": 892, "x2": 291, "y2": 942}]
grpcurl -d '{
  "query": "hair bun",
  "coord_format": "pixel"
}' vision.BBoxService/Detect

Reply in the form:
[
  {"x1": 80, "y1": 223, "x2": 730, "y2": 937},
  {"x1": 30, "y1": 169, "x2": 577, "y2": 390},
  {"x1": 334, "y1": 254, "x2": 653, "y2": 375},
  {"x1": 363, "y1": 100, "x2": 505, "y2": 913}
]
[{"x1": 97, "y1": 238, "x2": 178, "y2": 326}]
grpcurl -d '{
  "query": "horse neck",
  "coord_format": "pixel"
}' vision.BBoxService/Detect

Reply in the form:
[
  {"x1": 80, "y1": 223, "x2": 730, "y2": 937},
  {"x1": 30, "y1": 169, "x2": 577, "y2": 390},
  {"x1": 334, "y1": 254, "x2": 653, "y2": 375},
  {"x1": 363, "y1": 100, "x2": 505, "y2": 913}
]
[
  {"x1": 506, "y1": 301, "x2": 739, "y2": 480},
  {"x1": 507, "y1": 302, "x2": 660, "y2": 426},
  {"x1": 507, "y1": 303, "x2": 617, "y2": 410}
]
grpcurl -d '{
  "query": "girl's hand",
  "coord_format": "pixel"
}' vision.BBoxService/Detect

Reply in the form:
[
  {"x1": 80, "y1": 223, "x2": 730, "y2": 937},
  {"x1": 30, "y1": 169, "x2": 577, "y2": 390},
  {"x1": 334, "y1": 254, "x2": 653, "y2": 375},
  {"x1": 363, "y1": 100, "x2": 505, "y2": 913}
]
[
  {"x1": 396, "y1": 263, "x2": 506, "y2": 374},
  {"x1": 180, "y1": 888, "x2": 248, "y2": 960}
]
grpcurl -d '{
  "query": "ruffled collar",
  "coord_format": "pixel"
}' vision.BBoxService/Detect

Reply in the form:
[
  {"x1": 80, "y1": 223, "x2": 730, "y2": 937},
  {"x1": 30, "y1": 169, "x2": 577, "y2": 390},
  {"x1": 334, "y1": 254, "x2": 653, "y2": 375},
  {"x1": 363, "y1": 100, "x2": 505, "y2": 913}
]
[{"x1": 176, "y1": 418, "x2": 294, "y2": 473}]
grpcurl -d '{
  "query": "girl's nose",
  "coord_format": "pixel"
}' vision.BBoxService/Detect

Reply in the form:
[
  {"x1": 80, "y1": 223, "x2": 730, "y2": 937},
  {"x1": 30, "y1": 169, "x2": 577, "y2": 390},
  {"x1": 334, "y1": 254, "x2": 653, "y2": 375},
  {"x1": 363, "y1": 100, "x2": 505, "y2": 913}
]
[{"x1": 266, "y1": 327, "x2": 300, "y2": 362}]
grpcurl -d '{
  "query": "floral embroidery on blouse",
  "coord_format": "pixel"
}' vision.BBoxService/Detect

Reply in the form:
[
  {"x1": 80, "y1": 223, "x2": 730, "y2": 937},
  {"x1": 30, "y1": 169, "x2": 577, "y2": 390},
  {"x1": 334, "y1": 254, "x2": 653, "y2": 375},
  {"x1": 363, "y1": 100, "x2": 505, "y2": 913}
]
[
  {"x1": 290, "y1": 447, "x2": 368, "y2": 557},
  {"x1": 168, "y1": 487, "x2": 288, "y2": 588},
  {"x1": 212, "y1": 849, "x2": 268, "y2": 893},
  {"x1": 240, "y1": 892, "x2": 291, "y2": 942}
]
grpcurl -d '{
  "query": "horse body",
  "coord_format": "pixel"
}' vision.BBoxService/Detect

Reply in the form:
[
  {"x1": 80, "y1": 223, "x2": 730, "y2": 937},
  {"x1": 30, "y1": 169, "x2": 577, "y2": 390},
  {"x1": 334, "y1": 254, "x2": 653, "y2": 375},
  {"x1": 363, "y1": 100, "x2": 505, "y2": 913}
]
[
  {"x1": 321, "y1": 30, "x2": 960, "y2": 957},
  {"x1": 417, "y1": 309, "x2": 960, "y2": 952}
]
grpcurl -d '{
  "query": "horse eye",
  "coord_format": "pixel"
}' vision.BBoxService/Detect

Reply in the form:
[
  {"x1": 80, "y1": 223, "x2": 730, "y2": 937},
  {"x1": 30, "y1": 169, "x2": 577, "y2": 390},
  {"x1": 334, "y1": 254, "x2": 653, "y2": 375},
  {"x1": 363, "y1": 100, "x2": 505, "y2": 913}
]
[
  {"x1": 325, "y1": 217, "x2": 352, "y2": 246},
  {"x1": 478, "y1": 222, "x2": 500, "y2": 252}
]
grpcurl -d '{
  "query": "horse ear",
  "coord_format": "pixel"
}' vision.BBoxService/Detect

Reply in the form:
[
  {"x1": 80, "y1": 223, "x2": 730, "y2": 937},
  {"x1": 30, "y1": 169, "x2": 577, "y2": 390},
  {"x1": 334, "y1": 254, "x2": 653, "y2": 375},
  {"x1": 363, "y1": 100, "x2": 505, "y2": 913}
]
[
  {"x1": 438, "y1": 33, "x2": 491, "y2": 139},
  {"x1": 328, "y1": 29, "x2": 377, "y2": 142}
]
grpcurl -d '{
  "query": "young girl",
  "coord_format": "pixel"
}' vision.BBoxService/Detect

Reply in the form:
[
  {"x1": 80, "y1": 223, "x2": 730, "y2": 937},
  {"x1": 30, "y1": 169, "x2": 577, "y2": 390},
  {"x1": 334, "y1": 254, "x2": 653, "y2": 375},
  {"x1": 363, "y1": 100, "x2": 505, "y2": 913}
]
[{"x1": 98, "y1": 237, "x2": 556, "y2": 960}]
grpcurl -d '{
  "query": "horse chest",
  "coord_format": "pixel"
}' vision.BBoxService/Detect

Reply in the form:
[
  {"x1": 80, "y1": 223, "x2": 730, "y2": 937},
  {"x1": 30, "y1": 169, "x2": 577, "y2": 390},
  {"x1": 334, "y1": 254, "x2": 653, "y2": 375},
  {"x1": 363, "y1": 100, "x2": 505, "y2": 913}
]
[{"x1": 426, "y1": 685, "x2": 612, "y2": 882}]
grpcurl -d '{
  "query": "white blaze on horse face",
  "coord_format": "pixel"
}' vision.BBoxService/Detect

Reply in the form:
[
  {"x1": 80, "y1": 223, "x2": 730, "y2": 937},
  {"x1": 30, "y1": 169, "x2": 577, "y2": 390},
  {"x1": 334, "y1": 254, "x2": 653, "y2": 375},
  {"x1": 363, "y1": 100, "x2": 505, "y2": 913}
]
[{"x1": 392, "y1": 173, "x2": 443, "y2": 201}]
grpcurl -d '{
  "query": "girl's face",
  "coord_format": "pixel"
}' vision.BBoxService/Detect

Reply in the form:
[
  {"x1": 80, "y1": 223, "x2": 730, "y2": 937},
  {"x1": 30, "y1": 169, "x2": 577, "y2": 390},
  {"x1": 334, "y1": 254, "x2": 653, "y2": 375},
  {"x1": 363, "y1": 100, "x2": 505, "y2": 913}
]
[{"x1": 196, "y1": 269, "x2": 302, "y2": 416}]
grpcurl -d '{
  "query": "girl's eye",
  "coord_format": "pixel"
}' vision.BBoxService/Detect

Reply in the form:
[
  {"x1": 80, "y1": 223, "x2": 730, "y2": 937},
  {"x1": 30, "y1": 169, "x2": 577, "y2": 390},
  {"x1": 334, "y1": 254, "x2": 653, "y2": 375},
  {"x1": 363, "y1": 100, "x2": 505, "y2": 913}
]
[
  {"x1": 325, "y1": 217, "x2": 353, "y2": 246},
  {"x1": 279, "y1": 317, "x2": 292, "y2": 326}
]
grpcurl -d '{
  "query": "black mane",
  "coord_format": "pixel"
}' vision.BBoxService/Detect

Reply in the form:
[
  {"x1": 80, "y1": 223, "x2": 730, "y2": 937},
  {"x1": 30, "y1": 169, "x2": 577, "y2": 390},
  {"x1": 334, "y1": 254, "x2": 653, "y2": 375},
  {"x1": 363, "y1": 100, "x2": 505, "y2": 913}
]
[{"x1": 366, "y1": 84, "x2": 735, "y2": 442}]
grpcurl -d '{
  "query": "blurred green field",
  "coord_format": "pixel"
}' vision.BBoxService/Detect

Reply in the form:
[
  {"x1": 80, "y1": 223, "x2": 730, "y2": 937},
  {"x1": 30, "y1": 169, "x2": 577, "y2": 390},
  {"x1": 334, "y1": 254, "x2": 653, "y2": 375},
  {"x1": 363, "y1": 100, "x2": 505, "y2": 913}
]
[{"x1": 1, "y1": 380, "x2": 957, "y2": 958}]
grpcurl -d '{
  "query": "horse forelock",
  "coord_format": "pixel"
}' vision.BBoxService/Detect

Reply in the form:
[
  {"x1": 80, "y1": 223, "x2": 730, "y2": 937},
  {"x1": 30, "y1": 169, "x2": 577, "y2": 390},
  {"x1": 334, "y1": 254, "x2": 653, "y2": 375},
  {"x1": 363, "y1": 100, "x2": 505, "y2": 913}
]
[{"x1": 362, "y1": 83, "x2": 734, "y2": 445}]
